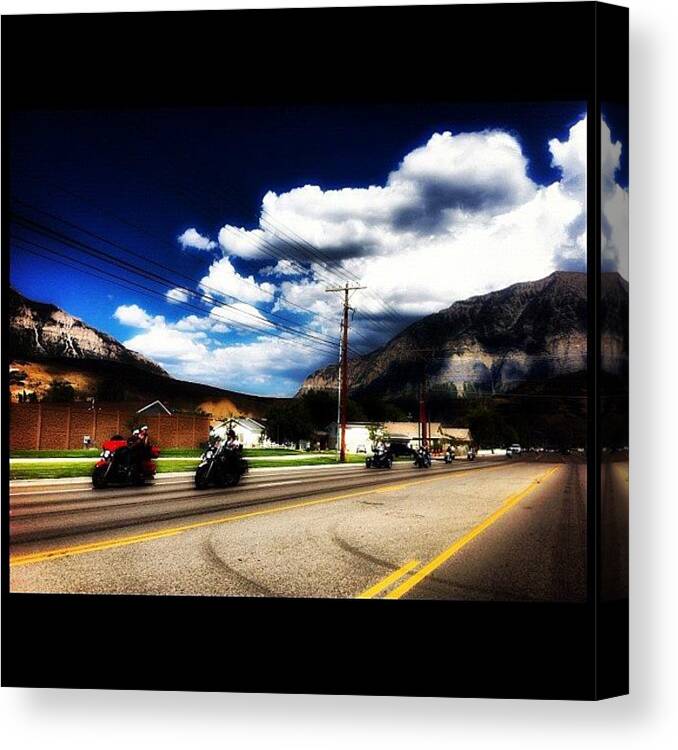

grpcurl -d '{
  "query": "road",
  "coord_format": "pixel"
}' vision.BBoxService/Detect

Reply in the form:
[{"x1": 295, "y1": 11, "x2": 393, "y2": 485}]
[{"x1": 9, "y1": 456, "x2": 587, "y2": 601}]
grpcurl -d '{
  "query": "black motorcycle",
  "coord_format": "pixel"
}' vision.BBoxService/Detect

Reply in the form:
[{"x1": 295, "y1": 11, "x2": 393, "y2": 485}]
[
  {"x1": 365, "y1": 447, "x2": 393, "y2": 469},
  {"x1": 194, "y1": 441, "x2": 249, "y2": 489},
  {"x1": 466, "y1": 448, "x2": 476, "y2": 461},
  {"x1": 444, "y1": 446, "x2": 456, "y2": 464},
  {"x1": 414, "y1": 446, "x2": 432, "y2": 469}
]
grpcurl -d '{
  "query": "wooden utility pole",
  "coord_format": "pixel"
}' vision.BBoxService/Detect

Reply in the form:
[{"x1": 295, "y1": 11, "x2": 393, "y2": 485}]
[{"x1": 326, "y1": 282, "x2": 366, "y2": 462}]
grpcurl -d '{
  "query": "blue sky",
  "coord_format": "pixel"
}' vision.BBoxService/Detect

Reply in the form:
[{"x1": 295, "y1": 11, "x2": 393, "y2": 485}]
[{"x1": 9, "y1": 102, "x2": 626, "y2": 396}]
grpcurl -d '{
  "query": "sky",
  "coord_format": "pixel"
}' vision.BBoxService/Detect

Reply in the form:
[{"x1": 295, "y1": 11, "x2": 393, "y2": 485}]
[{"x1": 9, "y1": 103, "x2": 628, "y2": 396}]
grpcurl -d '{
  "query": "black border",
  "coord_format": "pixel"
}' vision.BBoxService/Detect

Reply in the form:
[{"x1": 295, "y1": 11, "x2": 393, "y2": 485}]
[{"x1": 1, "y1": 2, "x2": 629, "y2": 699}]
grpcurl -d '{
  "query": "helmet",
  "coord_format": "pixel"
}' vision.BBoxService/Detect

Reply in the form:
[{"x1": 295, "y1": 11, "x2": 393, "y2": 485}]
[
  {"x1": 227, "y1": 429, "x2": 237, "y2": 440},
  {"x1": 132, "y1": 429, "x2": 140, "y2": 436}
]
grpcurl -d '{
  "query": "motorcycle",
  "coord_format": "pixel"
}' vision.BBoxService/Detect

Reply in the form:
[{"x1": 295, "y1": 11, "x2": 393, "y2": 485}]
[
  {"x1": 365, "y1": 447, "x2": 393, "y2": 469},
  {"x1": 444, "y1": 447, "x2": 456, "y2": 464},
  {"x1": 195, "y1": 441, "x2": 249, "y2": 489},
  {"x1": 92, "y1": 437, "x2": 159, "y2": 489},
  {"x1": 467, "y1": 448, "x2": 476, "y2": 461},
  {"x1": 414, "y1": 446, "x2": 432, "y2": 469}
]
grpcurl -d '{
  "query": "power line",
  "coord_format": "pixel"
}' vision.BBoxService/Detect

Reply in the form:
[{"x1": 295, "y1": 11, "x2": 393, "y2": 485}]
[
  {"x1": 12, "y1": 193, "x2": 373, "y2": 355},
  {"x1": 9, "y1": 223, "x2": 344, "y2": 359},
  {"x1": 10, "y1": 208, "x2": 362, "y2": 357},
  {"x1": 11, "y1": 236, "x2": 345, "y2": 360}
]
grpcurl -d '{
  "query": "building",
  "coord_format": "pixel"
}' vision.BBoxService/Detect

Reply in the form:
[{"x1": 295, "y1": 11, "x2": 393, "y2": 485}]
[
  {"x1": 136, "y1": 399, "x2": 172, "y2": 418},
  {"x1": 212, "y1": 417, "x2": 267, "y2": 448},
  {"x1": 327, "y1": 421, "x2": 472, "y2": 455}
]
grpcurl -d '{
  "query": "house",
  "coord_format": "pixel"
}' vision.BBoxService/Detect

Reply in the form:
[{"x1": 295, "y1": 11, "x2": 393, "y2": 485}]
[
  {"x1": 212, "y1": 417, "x2": 267, "y2": 448},
  {"x1": 326, "y1": 422, "x2": 373, "y2": 454},
  {"x1": 327, "y1": 420, "x2": 472, "y2": 455}
]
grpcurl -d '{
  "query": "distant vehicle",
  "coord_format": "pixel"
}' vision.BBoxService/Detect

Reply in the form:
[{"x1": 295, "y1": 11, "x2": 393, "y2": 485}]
[
  {"x1": 356, "y1": 444, "x2": 367, "y2": 454},
  {"x1": 444, "y1": 446, "x2": 456, "y2": 463},
  {"x1": 466, "y1": 448, "x2": 476, "y2": 461},
  {"x1": 365, "y1": 446, "x2": 393, "y2": 469},
  {"x1": 507, "y1": 443, "x2": 522, "y2": 457}
]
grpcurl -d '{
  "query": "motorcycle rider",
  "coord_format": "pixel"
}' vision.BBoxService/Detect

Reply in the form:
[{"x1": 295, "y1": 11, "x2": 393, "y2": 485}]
[{"x1": 225, "y1": 428, "x2": 240, "y2": 451}]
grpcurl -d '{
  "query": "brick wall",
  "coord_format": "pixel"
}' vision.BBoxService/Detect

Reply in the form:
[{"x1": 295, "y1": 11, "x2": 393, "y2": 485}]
[{"x1": 9, "y1": 403, "x2": 210, "y2": 451}]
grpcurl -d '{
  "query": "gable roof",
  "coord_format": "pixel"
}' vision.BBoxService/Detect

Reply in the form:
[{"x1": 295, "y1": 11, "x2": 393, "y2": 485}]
[{"x1": 136, "y1": 400, "x2": 172, "y2": 416}]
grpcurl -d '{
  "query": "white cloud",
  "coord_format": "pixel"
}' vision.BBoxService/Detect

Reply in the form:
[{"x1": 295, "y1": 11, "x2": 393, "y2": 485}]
[
  {"x1": 209, "y1": 302, "x2": 274, "y2": 332},
  {"x1": 124, "y1": 327, "x2": 209, "y2": 365},
  {"x1": 114, "y1": 304, "x2": 164, "y2": 329},
  {"x1": 177, "y1": 227, "x2": 217, "y2": 251},
  {"x1": 212, "y1": 120, "x2": 588, "y2": 322},
  {"x1": 114, "y1": 113, "x2": 631, "y2": 395},
  {"x1": 260, "y1": 259, "x2": 304, "y2": 278},
  {"x1": 199, "y1": 256, "x2": 277, "y2": 305},
  {"x1": 166, "y1": 287, "x2": 190, "y2": 304}
]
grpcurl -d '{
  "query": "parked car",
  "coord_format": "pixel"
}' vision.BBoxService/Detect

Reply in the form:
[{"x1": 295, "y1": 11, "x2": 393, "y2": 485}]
[
  {"x1": 356, "y1": 444, "x2": 367, "y2": 454},
  {"x1": 506, "y1": 443, "x2": 522, "y2": 457}
]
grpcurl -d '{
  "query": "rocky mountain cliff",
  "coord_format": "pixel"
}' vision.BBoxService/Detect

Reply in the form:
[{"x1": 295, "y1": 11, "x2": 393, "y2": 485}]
[
  {"x1": 7, "y1": 287, "x2": 285, "y2": 417},
  {"x1": 7, "y1": 287, "x2": 168, "y2": 376},
  {"x1": 300, "y1": 271, "x2": 628, "y2": 398}
]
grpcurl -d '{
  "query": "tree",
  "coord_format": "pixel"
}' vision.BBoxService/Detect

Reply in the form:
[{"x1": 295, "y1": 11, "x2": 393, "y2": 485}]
[
  {"x1": 466, "y1": 399, "x2": 513, "y2": 449},
  {"x1": 264, "y1": 400, "x2": 314, "y2": 448},
  {"x1": 44, "y1": 378, "x2": 75, "y2": 403}
]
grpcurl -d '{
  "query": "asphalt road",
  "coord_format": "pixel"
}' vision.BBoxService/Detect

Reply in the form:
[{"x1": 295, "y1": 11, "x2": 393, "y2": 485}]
[{"x1": 9, "y1": 456, "x2": 587, "y2": 601}]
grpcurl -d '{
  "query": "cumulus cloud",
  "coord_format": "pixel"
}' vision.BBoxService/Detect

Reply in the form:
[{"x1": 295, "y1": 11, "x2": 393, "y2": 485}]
[
  {"x1": 114, "y1": 304, "x2": 163, "y2": 329},
  {"x1": 116, "y1": 301, "x2": 316, "y2": 394},
  {"x1": 213, "y1": 120, "x2": 588, "y2": 320},
  {"x1": 166, "y1": 287, "x2": 190, "y2": 304},
  {"x1": 199, "y1": 256, "x2": 277, "y2": 305},
  {"x1": 260, "y1": 259, "x2": 304, "y2": 278},
  {"x1": 177, "y1": 227, "x2": 217, "y2": 251},
  {"x1": 115, "y1": 113, "x2": 632, "y2": 394}
]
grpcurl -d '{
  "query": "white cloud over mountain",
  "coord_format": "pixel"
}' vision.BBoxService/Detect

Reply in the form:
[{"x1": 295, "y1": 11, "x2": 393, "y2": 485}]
[
  {"x1": 114, "y1": 114, "x2": 628, "y2": 394},
  {"x1": 218, "y1": 119, "x2": 590, "y2": 323}
]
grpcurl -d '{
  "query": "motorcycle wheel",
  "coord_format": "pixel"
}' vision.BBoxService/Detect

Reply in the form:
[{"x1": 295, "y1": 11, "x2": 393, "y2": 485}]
[
  {"x1": 92, "y1": 465, "x2": 108, "y2": 489},
  {"x1": 387, "y1": 457, "x2": 393, "y2": 469},
  {"x1": 365, "y1": 457, "x2": 372, "y2": 468},
  {"x1": 195, "y1": 465, "x2": 210, "y2": 490}
]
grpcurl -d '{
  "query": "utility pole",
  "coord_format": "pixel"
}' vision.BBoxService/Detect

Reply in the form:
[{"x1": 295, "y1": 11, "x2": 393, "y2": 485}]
[{"x1": 326, "y1": 282, "x2": 366, "y2": 462}]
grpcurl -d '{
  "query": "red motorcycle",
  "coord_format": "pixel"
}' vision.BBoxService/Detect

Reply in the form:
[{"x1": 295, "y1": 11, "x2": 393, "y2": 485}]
[{"x1": 92, "y1": 436, "x2": 159, "y2": 489}]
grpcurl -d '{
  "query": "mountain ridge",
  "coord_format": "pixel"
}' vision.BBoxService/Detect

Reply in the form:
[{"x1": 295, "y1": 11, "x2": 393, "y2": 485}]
[{"x1": 300, "y1": 271, "x2": 628, "y2": 398}]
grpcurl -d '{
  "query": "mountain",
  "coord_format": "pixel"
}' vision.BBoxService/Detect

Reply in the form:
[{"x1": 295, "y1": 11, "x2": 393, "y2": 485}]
[
  {"x1": 7, "y1": 288, "x2": 285, "y2": 418},
  {"x1": 8, "y1": 287, "x2": 168, "y2": 376},
  {"x1": 300, "y1": 271, "x2": 628, "y2": 399}
]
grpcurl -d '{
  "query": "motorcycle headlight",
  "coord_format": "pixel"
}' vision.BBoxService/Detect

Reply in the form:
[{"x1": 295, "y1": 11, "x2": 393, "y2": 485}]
[
  {"x1": 101, "y1": 449, "x2": 111, "y2": 458},
  {"x1": 205, "y1": 450, "x2": 213, "y2": 459}
]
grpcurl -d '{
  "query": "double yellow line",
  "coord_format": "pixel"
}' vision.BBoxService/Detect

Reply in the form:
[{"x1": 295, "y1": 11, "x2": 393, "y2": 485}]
[
  {"x1": 10, "y1": 463, "x2": 507, "y2": 568},
  {"x1": 357, "y1": 466, "x2": 560, "y2": 600}
]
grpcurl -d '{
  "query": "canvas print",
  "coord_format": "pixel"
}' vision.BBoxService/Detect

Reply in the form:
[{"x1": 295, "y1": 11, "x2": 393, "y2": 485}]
[{"x1": 6, "y1": 101, "x2": 625, "y2": 602}]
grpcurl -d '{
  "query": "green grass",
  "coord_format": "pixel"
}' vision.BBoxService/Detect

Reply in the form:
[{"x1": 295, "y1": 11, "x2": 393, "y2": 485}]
[
  {"x1": 10, "y1": 447, "x2": 304, "y2": 459},
  {"x1": 9, "y1": 459, "x2": 199, "y2": 480},
  {"x1": 9, "y1": 454, "x2": 363, "y2": 480},
  {"x1": 10, "y1": 449, "x2": 102, "y2": 459}
]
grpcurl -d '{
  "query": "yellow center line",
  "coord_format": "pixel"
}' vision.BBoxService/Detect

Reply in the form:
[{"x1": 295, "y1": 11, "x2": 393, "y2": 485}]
[
  {"x1": 10, "y1": 463, "x2": 511, "y2": 567},
  {"x1": 356, "y1": 559, "x2": 420, "y2": 599},
  {"x1": 383, "y1": 466, "x2": 560, "y2": 600}
]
